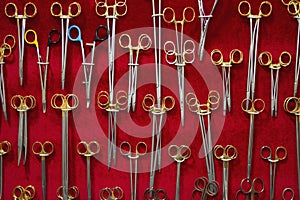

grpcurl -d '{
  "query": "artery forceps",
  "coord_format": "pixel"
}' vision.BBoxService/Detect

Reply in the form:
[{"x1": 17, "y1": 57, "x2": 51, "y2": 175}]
[
  {"x1": 214, "y1": 145, "x2": 238, "y2": 200},
  {"x1": 5, "y1": 2, "x2": 37, "y2": 86},
  {"x1": 99, "y1": 187, "x2": 123, "y2": 200},
  {"x1": 282, "y1": 188, "x2": 295, "y2": 200},
  {"x1": 211, "y1": 49, "x2": 243, "y2": 116},
  {"x1": 13, "y1": 185, "x2": 35, "y2": 200},
  {"x1": 32, "y1": 141, "x2": 54, "y2": 200},
  {"x1": 198, "y1": 0, "x2": 219, "y2": 61},
  {"x1": 258, "y1": 51, "x2": 291, "y2": 117},
  {"x1": 11, "y1": 95, "x2": 36, "y2": 166},
  {"x1": 238, "y1": 1, "x2": 272, "y2": 102},
  {"x1": 51, "y1": 94, "x2": 79, "y2": 200},
  {"x1": 168, "y1": 145, "x2": 191, "y2": 200},
  {"x1": 25, "y1": 29, "x2": 61, "y2": 113},
  {"x1": 51, "y1": 2, "x2": 81, "y2": 90},
  {"x1": 236, "y1": 177, "x2": 264, "y2": 200},
  {"x1": 0, "y1": 35, "x2": 15, "y2": 120},
  {"x1": 143, "y1": 188, "x2": 167, "y2": 200},
  {"x1": 119, "y1": 33, "x2": 152, "y2": 112},
  {"x1": 163, "y1": 6, "x2": 195, "y2": 126},
  {"x1": 120, "y1": 141, "x2": 147, "y2": 200},
  {"x1": 241, "y1": 98, "x2": 265, "y2": 178},
  {"x1": 68, "y1": 25, "x2": 108, "y2": 108},
  {"x1": 0, "y1": 141, "x2": 11, "y2": 200},
  {"x1": 77, "y1": 141, "x2": 100, "y2": 200},
  {"x1": 185, "y1": 90, "x2": 220, "y2": 182},
  {"x1": 57, "y1": 186, "x2": 79, "y2": 200},
  {"x1": 260, "y1": 146, "x2": 287, "y2": 200},
  {"x1": 191, "y1": 177, "x2": 219, "y2": 200}
]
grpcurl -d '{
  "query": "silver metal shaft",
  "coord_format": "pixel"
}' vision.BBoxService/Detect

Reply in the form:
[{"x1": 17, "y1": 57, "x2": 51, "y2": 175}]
[
  {"x1": 0, "y1": 155, "x2": 3, "y2": 199},
  {"x1": 62, "y1": 111, "x2": 69, "y2": 200},
  {"x1": 175, "y1": 162, "x2": 181, "y2": 200},
  {"x1": 41, "y1": 157, "x2": 46, "y2": 200},
  {"x1": 87, "y1": 157, "x2": 91, "y2": 200},
  {"x1": 223, "y1": 162, "x2": 229, "y2": 200},
  {"x1": 247, "y1": 115, "x2": 255, "y2": 178}
]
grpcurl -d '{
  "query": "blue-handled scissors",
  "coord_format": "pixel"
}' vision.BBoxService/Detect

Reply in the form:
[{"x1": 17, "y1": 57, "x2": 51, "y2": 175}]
[{"x1": 191, "y1": 177, "x2": 219, "y2": 200}]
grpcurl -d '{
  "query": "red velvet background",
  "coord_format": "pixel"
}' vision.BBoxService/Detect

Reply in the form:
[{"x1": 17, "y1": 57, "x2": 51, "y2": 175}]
[{"x1": 0, "y1": 0, "x2": 298, "y2": 199}]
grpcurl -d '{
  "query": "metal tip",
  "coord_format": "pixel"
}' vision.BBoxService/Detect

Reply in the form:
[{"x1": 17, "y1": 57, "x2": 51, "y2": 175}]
[
  {"x1": 43, "y1": 104, "x2": 46, "y2": 113},
  {"x1": 3, "y1": 112, "x2": 7, "y2": 121},
  {"x1": 20, "y1": 78, "x2": 23, "y2": 86},
  {"x1": 86, "y1": 100, "x2": 90, "y2": 108}
]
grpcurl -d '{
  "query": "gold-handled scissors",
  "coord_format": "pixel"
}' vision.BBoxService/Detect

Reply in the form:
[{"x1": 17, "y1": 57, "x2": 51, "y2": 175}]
[
  {"x1": 191, "y1": 177, "x2": 219, "y2": 200},
  {"x1": 236, "y1": 178, "x2": 264, "y2": 200},
  {"x1": 143, "y1": 188, "x2": 167, "y2": 200},
  {"x1": 214, "y1": 145, "x2": 238, "y2": 200},
  {"x1": 32, "y1": 141, "x2": 54, "y2": 200},
  {"x1": 77, "y1": 141, "x2": 100, "y2": 200},
  {"x1": 11, "y1": 95, "x2": 36, "y2": 165},
  {"x1": 241, "y1": 98, "x2": 265, "y2": 178},
  {"x1": 51, "y1": 2, "x2": 81, "y2": 90},
  {"x1": 168, "y1": 145, "x2": 191, "y2": 200},
  {"x1": 282, "y1": 188, "x2": 295, "y2": 200},
  {"x1": 186, "y1": 90, "x2": 219, "y2": 183},
  {"x1": 260, "y1": 146, "x2": 287, "y2": 200},
  {"x1": 119, "y1": 33, "x2": 152, "y2": 112},
  {"x1": 0, "y1": 34, "x2": 15, "y2": 121},
  {"x1": 99, "y1": 187, "x2": 123, "y2": 200},
  {"x1": 5, "y1": 2, "x2": 37, "y2": 86},
  {"x1": 13, "y1": 185, "x2": 35, "y2": 200},
  {"x1": 258, "y1": 51, "x2": 291, "y2": 117},
  {"x1": 0, "y1": 141, "x2": 11, "y2": 200},
  {"x1": 51, "y1": 94, "x2": 78, "y2": 200},
  {"x1": 57, "y1": 186, "x2": 79, "y2": 200},
  {"x1": 211, "y1": 49, "x2": 243, "y2": 116},
  {"x1": 238, "y1": 1, "x2": 272, "y2": 102}
]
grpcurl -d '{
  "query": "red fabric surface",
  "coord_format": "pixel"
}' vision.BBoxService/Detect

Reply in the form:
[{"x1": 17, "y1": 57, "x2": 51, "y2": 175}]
[{"x1": 0, "y1": 0, "x2": 298, "y2": 199}]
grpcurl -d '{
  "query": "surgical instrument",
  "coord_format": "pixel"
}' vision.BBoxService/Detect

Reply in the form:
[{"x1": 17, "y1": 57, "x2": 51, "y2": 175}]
[
  {"x1": 57, "y1": 186, "x2": 79, "y2": 200},
  {"x1": 191, "y1": 176, "x2": 219, "y2": 200},
  {"x1": 236, "y1": 178, "x2": 264, "y2": 200},
  {"x1": 99, "y1": 187, "x2": 123, "y2": 200},
  {"x1": 13, "y1": 185, "x2": 35, "y2": 200},
  {"x1": 143, "y1": 188, "x2": 167, "y2": 200},
  {"x1": 282, "y1": 188, "x2": 295, "y2": 200},
  {"x1": 0, "y1": 141, "x2": 11, "y2": 200}
]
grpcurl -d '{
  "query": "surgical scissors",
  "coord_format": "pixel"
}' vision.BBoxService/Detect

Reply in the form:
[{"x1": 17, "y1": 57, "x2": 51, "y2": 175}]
[
  {"x1": 120, "y1": 141, "x2": 147, "y2": 200},
  {"x1": 11, "y1": 95, "x2": 36, "y2": 165},
  {"x1": 13, "y1": 185, "x2": 35, "y2": 200},
  {"x1": 186, "y1": 90, "x2": 220, "y2": 182},
  {"x1": 57, "y1": 186, "x2": 79, "y2": 200},
  {"x1": 25, "y1": 29, "x2": 61, "y2": 113},
  {"x1": 68, "y1": 25, "x2": 108, "y2": 108},
  {"x1": 260, "y1": 146, "x2": 287, "y2": 200},
  {"x1": 97, "y1": 90, "x2": 127, "y2": 169},
  {"x1": 51, "y1": 2, "x2": 81, "y2": 90},
  {"x1": 5, "y1": 2, "x2": 37, "y2": 86},
  {"x1": 119, "y1": 33, "x2": 152, "y2": 112},
  {"x1": 282, "y1": 188, "x2": 295, "y2": 200},
  {"x1": 211, "y1": 49, "x2": 243, "y2": 115},
  {"x1": 241, "y1": 98, "x2": 265, "y2": 178},
  {"x1": 163, "y1": 6, "x2": 195, "y2": 126},
  {"x1": 0, "y1": 141, "x2": 11, "y2": 200},
  {"x1": 258, "y1": 51, "x2": 291, "y2": 117},
  {"x1": 168, "y1": 144, "x2": 191, "y2": 200},
  {"x1": 32, "y1": 141, "x2": 54, "y2": 200},
  {"x1": 51, "y1": 94, "x2": 79, "y2": 200},
  {"x1": 99, "y1": 187, "x2": 123, "y2": 200},
  {"x1": 236, "y1": 178, "x2": 264, "y2": 200},
  {"x1": 198, "y1": 0, "x2": 219, "y2": 60},
  {"x1": 0, "y1": 35, "x2": 15, "y2": 120},
  {"x1": 191, "y1": 176, "x2": 219, "y2": 200},
  {"x1": 77, "y1": 141, "x2": 100, "y2": 200},
  {"x1": 143, "y1": 188, "x2": 167, "y2": 200},
  {"x1": 238, "y1": 1, "x2": 272, "y2": 102},
  {"x1": 214, "y1": 145, "x2": 238, "y2": 200}
]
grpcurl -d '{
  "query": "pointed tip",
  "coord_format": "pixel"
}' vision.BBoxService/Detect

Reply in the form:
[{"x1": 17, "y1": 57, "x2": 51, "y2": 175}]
[
  {"x1": 86, "y1": 100, "x2": 90, "y2": 108},
  {"x1": 43, "y1": 104, "x2": 46, "y2": 113},
  {"x1": 3, "y1": 112, "x2": 7, "y2": 121}
]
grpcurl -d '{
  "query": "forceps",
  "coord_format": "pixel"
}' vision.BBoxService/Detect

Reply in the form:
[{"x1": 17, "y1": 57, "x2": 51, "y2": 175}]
[
  {"x1": 163, "y1": 6, "x2": 195, "y2": 125},
  {"x1": 143, "y1": 188, "x2": 167, "y2": 200},
  {"x1": 97, "y1": 90, "x2": 127, "y2": 169},
  {"x1": 241, "y1": 98, "x2": 265, "y2": 178},
  {"x1": 0, "y1": 141, "x2": 11, "y2": 200},
  {"x1": 13, "y1": 185, "x2": 35, "y2": 200},
  {"x1": 77, "y1": 141, "x2": 100, "y2": 200},
  {"x1": 236, "y1": 178, "x2": 264, "y2": 200},
  {"x1": 51, "y1": 2, "x2": 81, "y2": 90},
  {"x1": 198, "y1": 0, "x2": 219, "y2": 60},
  {"x1": 57, "y1": 186, "x2": 79, "y2": 200},
  {"x1": 99, "y1": 187, "x2": 123, "y2": 200},
  {"x1": 214, "y1": 145, "x2": 238, "y2": 200},
  {"x1": 258, "y1": 51, "x2": 291, "y2": 117},
  {"x1": 282, "y1": 188, "x2": 295, "y2": 200},
  {"x1": 211, "y1": 49, "x2": 243, "y2": 115},
  {"x1": 68, "y1": 25, "x2": 108, "y2": 108},
  {"x1": 5, "y1": 2, "x2": 37, "y2": 86},
  {"x1": 32, "y1": 141, "x2": 54, "y2": 200},
  {"x1": 51, "y1": 94, "x2": 79, "y2": 200},
  {"x1": 119, "y1": 33, "x2": 152, "y2": 112},
  {"x1": 11, "y1": 95, "x2": 36, "y2": 165},
  {"x1": 0, "y1": 35, "x2": 15, "y2": 120},
  {"x1": 185, "y1": 90, "x2": 220, "y2": 182},
  {"x1": 120, "y1": 141, "x2": 147, "y2": 200},
  {"x1": 238, "y1": 1, "x2": 272, "y2": 101},
  {"x1": 25, "y1": 29, "x2": 61, "y2": 113},
  {"x1": 191, "y1": 177, "x2": 219, "y2": 200},
  {"x1": 168, "y1": 144, "x2": 191, "y2": 200},
  {"x1": 260, "y1": 146, "x2": 287, "y2": 200}
]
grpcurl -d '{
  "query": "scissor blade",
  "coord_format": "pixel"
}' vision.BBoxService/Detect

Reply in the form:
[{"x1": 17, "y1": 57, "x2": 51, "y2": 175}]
[
  {"x1": 62, "y1": 111, "x2": 69, "y2": 200},
  {"x1": 177, "y1": 67, "x2": 185, "y2": 126},
  {"x1": 87, "y1": 157, "x2": 91, "y2": 200},
  {"x1": 23, "y1": 112, "x2": 28, "y2": 165},
  {"x1": 0, "y1": 63, "x2": 7, "y2": 121},
  {"x1": 18, "y1": 112, "x2": 24, "y2": 166},
  {"x1": 223, "y1": 162, "x2": 229, "y2": 200},
  {"x1": 41, "y1": 158, "x2": 46, "y2": 200},
  {"x1": 247, "y1": 116, "x2": 255, "y2": 178},
  {"x1": 175, "y1": 162, "x2": 181, "y2": 200}
]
